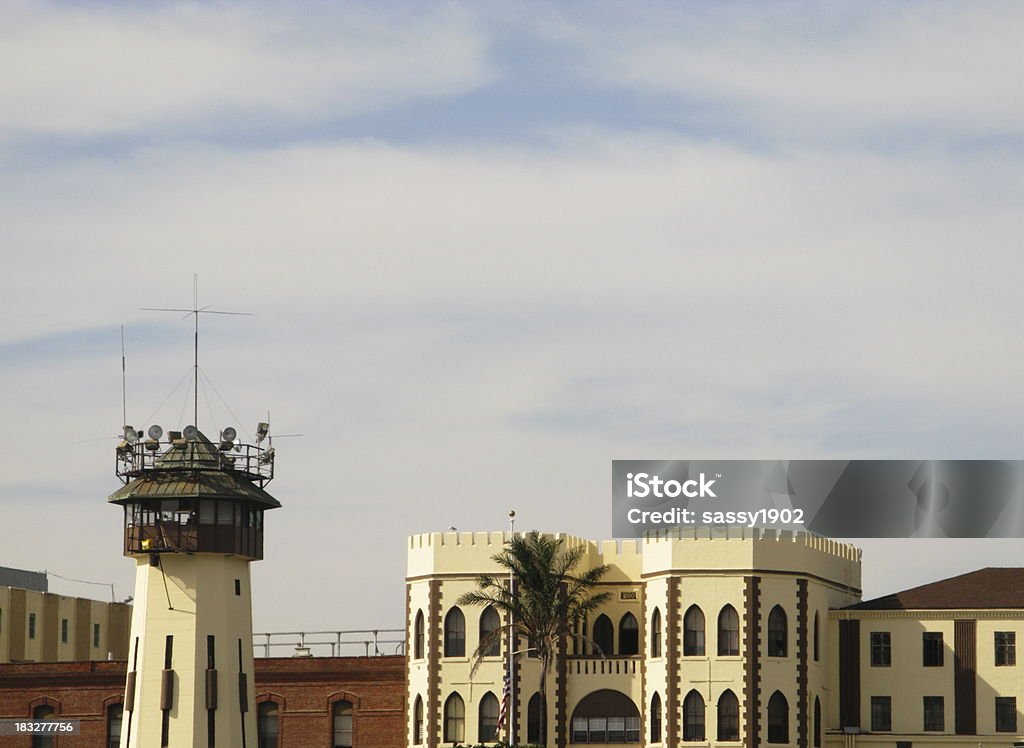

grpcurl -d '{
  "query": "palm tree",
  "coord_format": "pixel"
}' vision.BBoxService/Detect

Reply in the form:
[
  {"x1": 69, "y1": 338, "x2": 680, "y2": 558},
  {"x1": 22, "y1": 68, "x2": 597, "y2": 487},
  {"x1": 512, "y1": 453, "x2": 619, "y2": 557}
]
[{"x1": 456, "y1": 531, "x2": 612, "y2": 746}]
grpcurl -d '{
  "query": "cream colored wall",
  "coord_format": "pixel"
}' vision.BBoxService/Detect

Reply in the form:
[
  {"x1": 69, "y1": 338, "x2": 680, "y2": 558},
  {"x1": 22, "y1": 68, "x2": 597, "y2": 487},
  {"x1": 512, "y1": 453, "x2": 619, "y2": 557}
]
[
  {"x1": 121, "y1": 554, "x2": 257, "y2": 748},
  {"x1": 408, "y1": 530, "x2": 865, "y2": 748},
  {"x1": 407, "y1": 580, "x2": 431, "y2": 746},
  {"x1": 0, "y1": 588, "x2": 8, "y2": 662},
  {"x1": 976, "y1": 617, "x2": 1024, "y2": 735}
]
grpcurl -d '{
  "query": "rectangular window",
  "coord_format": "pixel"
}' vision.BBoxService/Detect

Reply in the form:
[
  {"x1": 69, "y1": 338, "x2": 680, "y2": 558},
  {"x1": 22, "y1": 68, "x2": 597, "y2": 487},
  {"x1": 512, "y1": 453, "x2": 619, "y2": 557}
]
[
  {"x1": 607, "y1": 716, "x2": 625, "y2": 742},
  {"x1": 94, "y1": 623, "x2": 101, "y2": 648},
  {"x1": 625, "y1": 716, "x2": 640, "y2": 742},
  {"x1": 870, "y1": 632, "x2": 891, "y2": 666},
  {"x1": 995, "y1": 631, "x2": 1016, "y2": 666},
  {"x1": 571, "y1": 718, "x2": 588, "y2": 743},
  {"x1": 0, "y1": 607, "x2": 3, "y2": 633},
  {"x1": 588, "y1": 717, "x2": 607, "y2": 743},
  {"x1": 28, "y1": 612, "x2": 36, "y2": 639},
  {"x1": 923, "y1": 696, "x2": 944, "y2": 731},
  {"x1": 61, "y1": 618, "x2": 68, "y2": 644},
  {"x1": 923, "y1": 632, "x2": 944, "y2": 666},
  {"x1": 996, "y1": 697, "x2": 1017, "y2": 732},
  {"x1": 235, "y1": 579, "x2": 241, "y2": 596},
  {"x1": 871, "y1": 696, "x2": 892, "y2": 731}
]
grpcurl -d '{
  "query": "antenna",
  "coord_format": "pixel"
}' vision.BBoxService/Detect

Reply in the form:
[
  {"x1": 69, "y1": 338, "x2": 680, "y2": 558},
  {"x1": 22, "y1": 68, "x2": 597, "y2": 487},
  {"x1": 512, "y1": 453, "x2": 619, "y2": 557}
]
[
  {"x1": 140, "y1": 274, "x2": 253, "y2": 430},
  {"x1": 121, "y1": 325, "x2": 127, "y2": 428}
]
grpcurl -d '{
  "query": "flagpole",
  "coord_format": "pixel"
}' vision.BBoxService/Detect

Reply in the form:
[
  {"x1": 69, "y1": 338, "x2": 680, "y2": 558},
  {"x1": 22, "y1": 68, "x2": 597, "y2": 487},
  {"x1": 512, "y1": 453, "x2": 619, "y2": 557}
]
[{"x1": 508, "y1": 509, "x2": 516, "y2": 747}]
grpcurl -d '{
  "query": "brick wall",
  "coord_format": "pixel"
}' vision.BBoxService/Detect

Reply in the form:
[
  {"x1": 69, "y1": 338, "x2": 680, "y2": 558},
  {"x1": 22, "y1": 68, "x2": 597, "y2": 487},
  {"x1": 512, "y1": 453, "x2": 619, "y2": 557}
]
[{"x1": 0, "y1": 656, "x2": 405, "y2": 748}]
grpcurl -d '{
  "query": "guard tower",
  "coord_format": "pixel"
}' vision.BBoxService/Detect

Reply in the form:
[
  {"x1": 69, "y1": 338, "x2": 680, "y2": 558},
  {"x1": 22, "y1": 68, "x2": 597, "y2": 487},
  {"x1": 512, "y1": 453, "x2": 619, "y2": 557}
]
[{"x1": 109, "y1": 422, "x2": 280, "y2": 748}]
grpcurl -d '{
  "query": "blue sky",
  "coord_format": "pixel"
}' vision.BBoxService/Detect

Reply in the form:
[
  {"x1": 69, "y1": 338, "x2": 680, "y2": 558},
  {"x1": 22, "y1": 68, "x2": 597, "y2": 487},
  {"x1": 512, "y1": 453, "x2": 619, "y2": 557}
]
[{"x1": 0, "y1": 1, "x2": 1021, "y2": 630}]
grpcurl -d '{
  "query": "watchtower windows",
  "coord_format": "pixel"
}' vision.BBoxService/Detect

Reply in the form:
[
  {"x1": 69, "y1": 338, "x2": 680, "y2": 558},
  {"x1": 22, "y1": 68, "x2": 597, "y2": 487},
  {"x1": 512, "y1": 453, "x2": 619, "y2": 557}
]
[
  {"x1": 768, "y1": 606, "x2": 788, "y2": 657},
  {"x1": 444, "y1": 608, "x2": 466, "y2": 658}
]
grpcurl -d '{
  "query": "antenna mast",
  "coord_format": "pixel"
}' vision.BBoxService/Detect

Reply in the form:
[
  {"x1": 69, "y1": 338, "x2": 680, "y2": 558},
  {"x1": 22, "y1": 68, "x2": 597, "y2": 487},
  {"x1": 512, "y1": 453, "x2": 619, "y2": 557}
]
[
  {"x1": 140, "y1": 273, "x2": 253, "y2": 430},
  {"x1": 121, "y1": 325, "x2": 127, "y2": 427}
]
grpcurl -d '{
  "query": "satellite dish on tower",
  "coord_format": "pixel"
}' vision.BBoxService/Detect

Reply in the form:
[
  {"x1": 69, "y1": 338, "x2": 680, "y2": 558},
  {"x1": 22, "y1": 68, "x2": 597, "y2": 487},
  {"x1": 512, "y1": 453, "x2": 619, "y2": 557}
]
[
  {"x1": 124, "y1": 426, "x2": 139, "y2": 443},
  {"x1": 148, "y1": 425, "x2": 164, "y2": 440},
  {"x1": 221, "y1": 426, "x2": 237, "y2": 443},
  {"x1": 183, "y1": 425, "x2": 198, "y2": 441}
]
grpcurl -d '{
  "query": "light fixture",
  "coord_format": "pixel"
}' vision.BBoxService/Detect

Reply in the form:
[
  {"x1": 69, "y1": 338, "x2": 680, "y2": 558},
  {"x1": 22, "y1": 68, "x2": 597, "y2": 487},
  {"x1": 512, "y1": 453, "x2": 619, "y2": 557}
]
[
  {"x1": 221, "y1": 426, "x2": 237, "y2": 443},
  {"x1": 148, "y1": 424, "x2": 164, "y2": 440},
  {"x1": 256, "y1": 422, "x2": 269, "y2": 443},
  {"x1": 123, "y1": 426, "x2": 139, "y2": 444},
  {"x1": 183, "y1": 425, "x2": 198, "y2": 441}
]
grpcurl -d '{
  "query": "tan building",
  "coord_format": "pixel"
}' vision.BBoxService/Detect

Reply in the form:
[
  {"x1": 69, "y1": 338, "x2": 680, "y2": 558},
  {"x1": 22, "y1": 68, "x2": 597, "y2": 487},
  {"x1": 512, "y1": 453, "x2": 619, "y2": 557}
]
[
  {"x1": 0, "y1": 582, "x2": 131, "y2": 664},
  {"x1": 405, "y1": 529, "x2": 1022, "y2": 748}
]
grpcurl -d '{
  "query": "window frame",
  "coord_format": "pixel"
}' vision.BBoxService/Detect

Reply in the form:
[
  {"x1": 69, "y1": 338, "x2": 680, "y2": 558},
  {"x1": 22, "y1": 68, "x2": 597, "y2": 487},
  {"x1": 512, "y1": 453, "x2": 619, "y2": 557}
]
[
  {"x1": 767, "y1": 606, "x2": 788, "y2": 658},
  {"x1": 870, "y1": 631, "x2": 892, "y2": 667},
  {"x1": 923, "y1": 632, "x2": 944, "y2": 667},
  {"x1": 683, "y1": 605, "x2": 705, "y2": 657},
  {"x1": 995, "y1": 631, "x2": 1016, "y2": 666},
  {"x1": 923, "y1": 695, "x2": 945, "y2": 731},
  {"x1": 871, "y1": 696, "x2": 892, "y2": 731}
]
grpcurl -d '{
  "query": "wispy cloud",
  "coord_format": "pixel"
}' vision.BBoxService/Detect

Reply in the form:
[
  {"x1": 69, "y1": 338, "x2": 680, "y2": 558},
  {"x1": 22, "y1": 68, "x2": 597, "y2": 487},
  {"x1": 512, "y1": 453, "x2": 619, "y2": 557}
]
[{"x1": 0, "y1": 2, "x2": 493, "y2": 142}]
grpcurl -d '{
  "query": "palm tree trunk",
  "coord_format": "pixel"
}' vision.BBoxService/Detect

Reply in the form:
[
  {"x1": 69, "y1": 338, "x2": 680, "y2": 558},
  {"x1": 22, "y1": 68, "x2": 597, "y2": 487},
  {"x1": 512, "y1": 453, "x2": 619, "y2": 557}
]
[{"x1": 537, "y1": 653, "x2": 549, "y2": 747}]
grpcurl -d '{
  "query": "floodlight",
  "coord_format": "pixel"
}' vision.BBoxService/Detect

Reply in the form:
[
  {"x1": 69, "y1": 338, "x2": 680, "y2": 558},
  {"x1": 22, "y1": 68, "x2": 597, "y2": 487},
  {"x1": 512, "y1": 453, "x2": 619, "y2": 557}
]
[
  {"x1": 221, "y1": 426, "x2": 237, "y2": 443},
  {"x1": 148, "y1": 425, "x2": 164, "y2": 440},
  {"x1": 167, "y1": 431, "x2": 182, "y2": 441},
  {"x1": 258, "y1": 447, "x2": 275, "y2": 465},
  {"x1": 144, "y1": 439, "x2": 160, "y2": 451},
  {"x1": 123, "y1": 426, "x2": 139, "y2": 443},
  {"x1": 183, "y1": 425, "x2": 198, "y2": 441}
]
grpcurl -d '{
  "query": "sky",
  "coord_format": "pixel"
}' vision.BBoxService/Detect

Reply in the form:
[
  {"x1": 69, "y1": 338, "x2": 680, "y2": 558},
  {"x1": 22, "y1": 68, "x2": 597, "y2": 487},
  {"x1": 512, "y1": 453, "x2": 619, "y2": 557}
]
[{"x1": 0, "y1": 1, "x2": 1021, "y2": 634}]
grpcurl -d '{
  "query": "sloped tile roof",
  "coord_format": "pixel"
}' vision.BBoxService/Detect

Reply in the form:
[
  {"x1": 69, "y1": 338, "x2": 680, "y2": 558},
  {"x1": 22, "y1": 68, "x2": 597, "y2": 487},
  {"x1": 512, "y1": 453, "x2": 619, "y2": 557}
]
[{"x1": 846, "y1": 567, "x2": 1024, "y2": 610}]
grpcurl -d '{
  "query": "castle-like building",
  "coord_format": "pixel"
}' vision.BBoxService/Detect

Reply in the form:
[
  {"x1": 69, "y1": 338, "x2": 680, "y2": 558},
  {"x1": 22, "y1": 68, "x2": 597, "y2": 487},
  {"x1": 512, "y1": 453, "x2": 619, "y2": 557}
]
[{"x1": 405, "y1": 528, "x2": 1023, "y2": 748}]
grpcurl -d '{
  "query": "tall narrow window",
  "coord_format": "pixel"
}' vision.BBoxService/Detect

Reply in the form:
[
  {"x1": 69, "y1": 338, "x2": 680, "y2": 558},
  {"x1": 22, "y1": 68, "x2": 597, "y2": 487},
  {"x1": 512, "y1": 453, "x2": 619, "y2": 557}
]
[
  {"x1": 813, "y1": 612, "x2": 820, "y2": 661},
  {"x1": 94, "y1": 623, "x2": 101, "y2": 649},
  {"x1": 31, "y1": 705, "x2": 56, "y2": 748},
  {"x1": 767, "y1": 691, "x2": 789, "y2": 743},
  {"x1": 813, "y1": 697, "x2": 821, "y2": 747},
  {"x1": 29, "y1": 612, "x2": 36, "y2": 639},
  {"x1": 650, "y1": 693, "x2": 662, "y2": 743},
  {"x1": 527, "y1": 693, "x2": 544, "y2": 744},
  {"x1": 995, "y1": 631, "x2": 1016, "y2": 666},
  {"x1": 682, "y1": 690, "x2": 705, "y2": 741},
  {"x1": 593, "y1": 614, "x2": 614, "y2": 655},
  {"x1": 717, "y1": 690, "x2": 739, "y2": 741},
  {"x1": 996, "y1": 697, "x2": 1017, "y2": 732},
  {"x1": 870, "y1": 632, "x2": 891, "y2": 666},
  {"x1": 923, "y1": 632, "x2": 944, "y2": 666},
  {"x1": 619, "y1": 613, "x2": 639, "y2": 655},
  {"x1": 444, "y1": 693, "x2": 465, "y2": 743},
  {"x1": 107, "y1": 704, "x2": 123, "y2": 748},
  {"x1": 480, "y1": 606, "x2": 501, "y2": 657},
  {"x1": 871, "y1": 696, "x2": 892, "y2": 731},
  {"x1": 61, "y1": 618, "x2": 68, "y2": 644},
  {"x1": 923, "y1": 696, "x2": 944, "y2": 731},
  {"x1": 684, "y1": 605, "x2": 705, "y2": 656},
  {"x1": 332, "y1": 700, "x2": 353, "y2": 748},
  {"x1": 768, "y1": 606, "x2": 788, "y2": 657},
  {"x1": 257, "y1": 701, "x2": 279, "y2": 748},
  {"x1": 479, "y1": 692, "x2": 499, "y2": 741},
  {"x1": 718, "y1": 605, "x2": 739, "y2": 656},
  {"x1": 444, "y1": 607, "x2": 466, "y2": 658},
  {"x1": 413, "y1": 610, "x2": 424, "y2": 660},
  {"x1": 650, "y1": 608, "x2": 662, "y2": 657},
  {"x1": 413, "y1": 696, "x2": 424, "y2": 745}
]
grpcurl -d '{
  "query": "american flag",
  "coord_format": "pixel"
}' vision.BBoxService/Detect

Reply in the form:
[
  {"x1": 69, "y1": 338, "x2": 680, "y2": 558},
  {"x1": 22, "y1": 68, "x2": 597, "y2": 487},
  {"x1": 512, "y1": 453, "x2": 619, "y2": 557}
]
[{"x1": 495, "y1": 667, "x2": 511, "y2": 731}]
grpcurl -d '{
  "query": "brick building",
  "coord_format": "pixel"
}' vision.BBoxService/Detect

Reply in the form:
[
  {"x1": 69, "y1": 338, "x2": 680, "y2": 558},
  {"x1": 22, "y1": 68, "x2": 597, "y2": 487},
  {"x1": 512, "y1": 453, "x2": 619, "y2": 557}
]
[{"x1": 0, "y1": 655, "x2": 405, "y2": 748}]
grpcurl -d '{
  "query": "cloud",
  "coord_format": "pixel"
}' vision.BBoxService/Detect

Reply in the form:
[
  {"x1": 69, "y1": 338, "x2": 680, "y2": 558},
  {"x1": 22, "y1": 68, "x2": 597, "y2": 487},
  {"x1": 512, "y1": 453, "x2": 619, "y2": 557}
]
[
  {"x1": 0, "y1": 1, "x2": 492, "y2": 141},
  {"x1": 539, "y1": 1, "x2": 1024, "y2": 143}
]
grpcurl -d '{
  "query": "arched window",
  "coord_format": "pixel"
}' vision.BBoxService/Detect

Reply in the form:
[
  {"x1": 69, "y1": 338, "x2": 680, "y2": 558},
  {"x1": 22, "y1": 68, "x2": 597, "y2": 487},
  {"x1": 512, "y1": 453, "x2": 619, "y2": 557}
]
[
  {"x1": 414, "y1": 610, "x2": 424, "y2": 660},
  {"x1": 619, "y1": 612, "x2": 639, "y2": 655},
  {"x1": 768, "y1": 606, "x2": 788, "y2": 657},
  {"x1": 682, "y1": 690, "x2": 705, "y2": 741},
  {"x1": 813, "y1": 611, "x2": 820, "y2": 662},
  {"x1": 767, "y1": 691, "x2": 789, "y2": 743},
  {"x1": 444, "y1": 607, "x2": 466, "y2": 657},
  {"x1": 106, "y1": 704, "x2": 123, "y2": 748},
  {"x1": 480, "y1": 606, "x2": 501, "y2": 657},
  {"x1": 593, "y1": 614, "x2": 614, "y2": 655},
  {"x1": 258, "y1": 701, "x2": 279, "y2": 748},
  {"x1": 684, "y1": 605, "x2": 705, "y2": 656},
  {"x1": 651, "y1": 608, "x2": 662, "y2": 657},
  {"x1": 32, "y1": 705, "x2": 56, "y2": 748},
  {"x1": 650, "y1": 693, "x2": 662, "y2": 743},
  {"x1": 528, "y1": 693, "x2": 544, "y2": 744},
  {"x1": 570, "y1": 689, "x2": 640, "y2": 743},
  {"x1": 479, "y1": 692, "x2": 499, "y2": 742},
  {"x1": 444, "y1": 693, "x2": 465, "y2": 743},
  {"x1": 717, "y1": 690, "x2": 740, "y2": 741},
  {"x1": 413, "y1": 695, "x2": 424, "y2": 745},
  {"x1": 718, "y1": 605, "x2": 740, "y2": 656},
  {"x1": 814, "y1": 696, "x2": 821, "y2": 747},
  {"x1": 333, "y1": 700, "x2": 353, "y2": 748}
]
